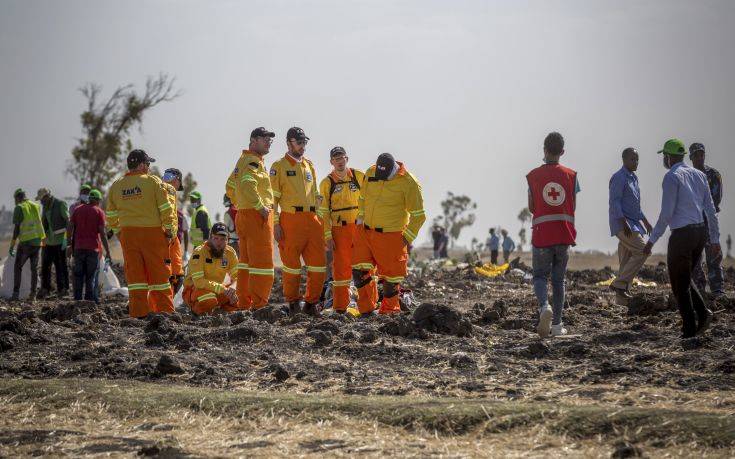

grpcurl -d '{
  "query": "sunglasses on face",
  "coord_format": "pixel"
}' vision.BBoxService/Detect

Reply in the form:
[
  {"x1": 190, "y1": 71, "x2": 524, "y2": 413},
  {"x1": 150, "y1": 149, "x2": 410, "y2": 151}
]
[{"x1": 290, "y1": 139, "x2": 308, "y2": 146}]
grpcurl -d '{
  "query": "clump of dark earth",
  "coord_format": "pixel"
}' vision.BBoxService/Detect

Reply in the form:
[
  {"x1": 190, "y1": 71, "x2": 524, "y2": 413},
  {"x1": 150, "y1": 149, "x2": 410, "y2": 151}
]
[
  {"x1": 611, "y1": 441, "x2": 644, "y2": 458},
  {"x1": 627, "y1": 293, "x2": 676, "y2": 316},
  {"x1": 412, "y1": 303, "x2": 472, "y2": 337},
  {"x1": 156, "y1": 354, "x2": 185, "y2": 375}
]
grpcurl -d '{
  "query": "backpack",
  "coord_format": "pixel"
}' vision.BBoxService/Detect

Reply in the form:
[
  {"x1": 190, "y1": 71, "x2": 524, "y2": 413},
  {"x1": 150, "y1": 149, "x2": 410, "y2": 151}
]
[{"x1": 327, "y1": 168, "x2": 361, "y2": 211}]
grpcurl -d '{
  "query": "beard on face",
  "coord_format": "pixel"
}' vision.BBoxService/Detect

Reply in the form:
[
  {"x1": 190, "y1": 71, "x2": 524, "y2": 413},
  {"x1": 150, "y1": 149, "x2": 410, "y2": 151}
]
[{"x1": 209, "y1": 246, "x2": 224, "y2": 258}]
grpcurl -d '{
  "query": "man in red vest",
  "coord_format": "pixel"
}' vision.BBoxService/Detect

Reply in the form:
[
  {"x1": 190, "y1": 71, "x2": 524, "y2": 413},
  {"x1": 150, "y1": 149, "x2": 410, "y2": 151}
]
[{"x1": 526, "y1": 132, "x2": 579, "y2": 338}]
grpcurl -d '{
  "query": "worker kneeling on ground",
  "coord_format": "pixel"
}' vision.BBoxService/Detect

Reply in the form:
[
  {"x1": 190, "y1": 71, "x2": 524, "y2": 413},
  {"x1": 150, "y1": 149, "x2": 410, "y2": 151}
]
[
  {"x1": 352, "y1": 153, "x2": 426, "y2": 315},
  {"x1": 183, "y1": 222, "x2": 240, "y2": 315}
]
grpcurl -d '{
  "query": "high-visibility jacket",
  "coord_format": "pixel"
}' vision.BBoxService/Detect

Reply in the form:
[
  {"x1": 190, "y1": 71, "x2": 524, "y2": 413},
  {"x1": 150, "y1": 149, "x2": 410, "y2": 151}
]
[
  {"x1": 106, "y1": 171, "x2": 176, "y2": 234},
  {"x1": 162, "y1": 182, "x2": 181, "y2": 238},
  {"x1": 226, "y1": 150, "x2": 274, "y2": 211},
  {"x1": 318, "y1": 168, "x2": 364, "y2": 240},
  {"x1": 183, "y1": 241, "x2": 239, "y2": 295},
  {"x1": 16, "y1": 200, "x2": 46, "y2": 243},
  {"x1": 358, "y1": 162, "x2": 426, "y2": 243},
  {"x1": 269, "y1": 154, "x2": 320, "y2": 224},
  {"x1": 527, "y1": 163, "x2": 577, "y2": 248},
  {"x1": 190, "y1": 205, "x2": 211, "y2": 247}
]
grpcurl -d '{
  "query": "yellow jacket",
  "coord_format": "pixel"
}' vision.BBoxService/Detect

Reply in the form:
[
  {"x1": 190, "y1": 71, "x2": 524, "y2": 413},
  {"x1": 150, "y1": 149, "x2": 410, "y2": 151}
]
[
  {"x1": 318, "y1": 168, "x2": 364, "y2": 240},
  {"x1": 163, "y1": 182, "x2": 180, "y2": 234},
  {"x1": 226, "y1": 150, "x2": 274, "y2": 211},
  {"x1": 106, "y1": 171, "x2": 176, "y2": 233},
  {"x1": 359, "y1": 162, "x2": 426, "y2": 243},
  {"x1": 184, "y1": 241, "x2": 239, "y2": 294},
  {"x1": 269, "y1": 154, "x2": 320, "y2": 223}
]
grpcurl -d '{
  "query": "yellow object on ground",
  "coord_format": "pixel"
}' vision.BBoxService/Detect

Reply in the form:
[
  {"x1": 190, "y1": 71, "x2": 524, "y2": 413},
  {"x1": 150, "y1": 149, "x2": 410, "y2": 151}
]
[
  {"x1": 346, "y1": 307, "x2": 361, "y2": 318},
  {"x1": 595, "y1": 278, "x2": 657, "y2": 288},
  {"x1": 474, "y1": 263, "x2": 510, "y2": 278}
]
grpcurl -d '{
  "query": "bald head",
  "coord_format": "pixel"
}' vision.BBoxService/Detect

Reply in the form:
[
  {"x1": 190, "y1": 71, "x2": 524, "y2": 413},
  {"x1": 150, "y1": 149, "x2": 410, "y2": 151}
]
[{"x1": 622, "y1": 147, "x2": 639, "y2": 172}]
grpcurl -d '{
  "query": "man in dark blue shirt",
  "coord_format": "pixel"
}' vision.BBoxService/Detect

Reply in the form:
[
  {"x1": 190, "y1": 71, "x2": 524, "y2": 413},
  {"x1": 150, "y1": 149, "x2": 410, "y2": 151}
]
[
  {"x1": 608, "y1": 148, "x2": 652, "y2": 303},
  {"x1": 689, "y1": 143, "x2": 724, "y2": 296}
]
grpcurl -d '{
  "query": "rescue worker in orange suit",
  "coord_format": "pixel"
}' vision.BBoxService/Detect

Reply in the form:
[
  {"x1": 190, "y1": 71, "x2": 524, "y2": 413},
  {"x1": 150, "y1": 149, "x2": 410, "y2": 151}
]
[
  {"x1": 182, "y1": 222, "x2": 239, "y2": 315},
  {"x1": 107, "y1": 149, "x2": 177, "y2": 318},
  {"x1": 527, "y1": 131, "x2": 579, "y2": 338},
  {"x1": 271, "y1": 127, "x2": 326, "y2": 316},
  {"x1": 225, "y1": 127, "x2": 276, "y2": 310},
  {"x1": 352, "y1": 153, "x2": 426, "y2": 315},
  {"x1": 162, "y1": 168, "x2": 186, "y2": 294},
  {"x1": 318, "y1": 146, "x2": 364, "y2": 313}
]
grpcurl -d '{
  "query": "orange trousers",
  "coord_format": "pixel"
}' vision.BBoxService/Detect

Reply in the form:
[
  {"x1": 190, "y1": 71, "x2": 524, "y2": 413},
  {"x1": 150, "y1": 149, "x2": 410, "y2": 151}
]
[
  {"x1": 278, "y1": 212, "x2": 326, "y2": 304},
  {"x1": 236, "y1": 209, "x2": 274, "y2": 309},
  {"x1": 119, "y1": 227, "x2": 173, "y2": 318},
  {"x1": 183, "y1": 285, "x2": 237, "y2": 315},
  {"x1": 169, "y1": 235, "x2": 183, "y2": 277},
  {"x1": 331, "y1": 223, "x2": 357, "y2": 311},
  {"x1": 352, "y1": 226, "x2": 407, "y2": 314}
]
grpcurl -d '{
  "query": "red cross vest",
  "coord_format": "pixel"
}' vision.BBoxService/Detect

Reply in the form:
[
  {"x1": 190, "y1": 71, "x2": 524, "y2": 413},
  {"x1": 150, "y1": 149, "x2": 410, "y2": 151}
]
[{"x1": 526, "y1": 163, "x2": 577, "y2": 248}]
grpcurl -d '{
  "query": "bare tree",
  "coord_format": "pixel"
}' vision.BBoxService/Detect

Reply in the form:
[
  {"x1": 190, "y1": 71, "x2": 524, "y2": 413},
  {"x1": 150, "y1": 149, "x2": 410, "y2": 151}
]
[
  {"x1": 439, "y1": 192, "x2": 477, "y2": 248},
  {"x1": 66, "y1": 74, "x2": 181, "y2": 192},
  {"x1": 180, "y1": 172, "x2": 197, "y2": 213},
  {"x1": 517, "y1": 207, "x2": 532, "y2": 251}
]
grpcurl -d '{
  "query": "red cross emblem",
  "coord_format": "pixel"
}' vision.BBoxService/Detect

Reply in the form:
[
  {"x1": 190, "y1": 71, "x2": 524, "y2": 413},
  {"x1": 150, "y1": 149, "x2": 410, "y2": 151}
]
[{"x1": 542, "y1": 182, "x2": 566, "y2": 206}]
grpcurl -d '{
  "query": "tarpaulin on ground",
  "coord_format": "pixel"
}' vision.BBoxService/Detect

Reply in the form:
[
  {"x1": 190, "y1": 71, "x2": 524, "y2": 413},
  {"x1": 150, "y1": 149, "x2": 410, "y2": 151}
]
[
  {"x1": 474, "y1": 263, "x2": 510, "y2": 278},
  {"x1": 595, "y1": 277, "x2": 657, "y2": 288}
]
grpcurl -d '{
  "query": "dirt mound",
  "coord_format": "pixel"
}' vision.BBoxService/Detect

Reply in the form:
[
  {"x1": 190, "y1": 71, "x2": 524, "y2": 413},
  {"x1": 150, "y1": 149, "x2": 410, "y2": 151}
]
[
  {"x1": 627, "y1": 293, "x2": 676, "y2": 316},
  {"x1": 413, "y1": 303, "x2": 473, "y2": 337},
  {"x1": 637, "y1": 262, "x2": 669, "y2": 284}
]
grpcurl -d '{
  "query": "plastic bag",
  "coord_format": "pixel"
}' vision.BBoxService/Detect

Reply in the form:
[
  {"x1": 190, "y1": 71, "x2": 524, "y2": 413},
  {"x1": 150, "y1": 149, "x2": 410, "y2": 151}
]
[
  {"x1": 473, "y1": 262, "x2": 510, "y2": 278},
  {"x1": 0, "y1": 255, "x2": 32, "y2": 299},
  {"x1": 98, "y1": 259, "x2": 128, "y2": 297}
]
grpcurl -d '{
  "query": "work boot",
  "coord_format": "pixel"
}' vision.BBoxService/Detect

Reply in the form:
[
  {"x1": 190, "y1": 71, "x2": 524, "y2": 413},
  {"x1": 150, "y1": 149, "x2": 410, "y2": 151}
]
[
  {"x1": 359, "y1": 310, "x2": 376, "y2": 319},
  {"x1": 27, "y1": 291, "x2": 37, "y2": 305},
  {"x1": 614, "y1": 291, "x2": 630, "y2": 306},
  {"x1": 551, "y1": 323, "x2": 568, "y2": 337},
  {"x1": 303, "y1": 302, "x2": 322, "y2": 317},
  {"x1": 608, "y1": 285, "x2": 632, "y2": 299},
  {"x1": 537, "y1": 304, "x2": 552, "y2": 338},
  {"x1": 696, "y1": 309, "x2": 713, "y2": 336},
  {"x1": 288, "y1": 301, "x2": 302, "y2": 316},
  {"x1": 36, "y1": 288, "x2": 49, "y2": 300}
]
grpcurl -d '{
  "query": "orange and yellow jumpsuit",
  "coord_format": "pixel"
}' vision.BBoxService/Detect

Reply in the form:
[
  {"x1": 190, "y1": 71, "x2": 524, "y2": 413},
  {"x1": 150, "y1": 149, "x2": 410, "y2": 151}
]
[
  {"x1": 352, "y1": 162, "x2": 425, "y2": 314},
  {"x1": 319, "y1": 168, "x2": 364, "y2": 312},
  {"x1": 182, "y1": 241, "x2": 239, "y2": 315},
  {"x1": 226, "y1": 150, "x2": 275, "y2": 309},
  {"x1": 107, "y1": 171, "x2": 177, "y2": 317},
  {"x1": 270, "y1": 154, "x2": 326, "y2": 305}
]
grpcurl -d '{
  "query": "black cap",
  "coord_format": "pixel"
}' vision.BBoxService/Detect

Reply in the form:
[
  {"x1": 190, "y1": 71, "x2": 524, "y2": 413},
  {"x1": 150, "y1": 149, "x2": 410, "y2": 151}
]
[
  {"x1": 689, "y1": 142, "x2": 705, "y2": 154},
  {"x1": 330, "y1": 146, "x2": 347, "y2": 158},
  {"x1": 127, "y1": 149, "x2": 155, "y2": 170},
  {"x1": 286, "y1": 127, "x2": 309, "y2": 142},
  {"x1": 211, "y1": 222, "x2": 228, "y2": 237},
  {"x1": 250, "y1": 127, "x2": 275, "y2": 138},
  {"x1": 163, "y1": 168, "x2": 184, "y2": 191},
  {"x1": 375, "y1": 153, "x2": 396, "y2": 180}
]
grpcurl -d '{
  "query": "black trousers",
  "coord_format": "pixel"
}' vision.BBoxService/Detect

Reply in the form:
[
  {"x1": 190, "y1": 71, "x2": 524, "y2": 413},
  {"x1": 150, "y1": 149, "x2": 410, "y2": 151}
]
[
  {"x1": 490, "y1": 250, "x2": 499, "y2": 265},
  {"x1": 667, "y1": 224, "x2": 708, "y2": 337},
  {"x1": 73, "y1": 249, "x2": 100, "y2": 302},
  {"x1": 13, "y1": 243, "x2": 40, "y2": 295},
  {"x1": 41, "y1": 244, "x2": 69, "y2": 292}
]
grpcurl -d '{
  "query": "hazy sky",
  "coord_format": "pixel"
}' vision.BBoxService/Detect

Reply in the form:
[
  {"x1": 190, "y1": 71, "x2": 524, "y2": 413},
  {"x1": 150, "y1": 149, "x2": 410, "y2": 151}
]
[{"x1": 1, "y1": 0, "x2": 733, "y2": 251}]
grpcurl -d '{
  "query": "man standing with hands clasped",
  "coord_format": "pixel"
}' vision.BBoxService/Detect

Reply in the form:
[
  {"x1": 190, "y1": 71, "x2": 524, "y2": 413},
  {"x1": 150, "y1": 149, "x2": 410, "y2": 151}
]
[{"x1": 645, "y1": 139, "x2": 721, "y2": 339}]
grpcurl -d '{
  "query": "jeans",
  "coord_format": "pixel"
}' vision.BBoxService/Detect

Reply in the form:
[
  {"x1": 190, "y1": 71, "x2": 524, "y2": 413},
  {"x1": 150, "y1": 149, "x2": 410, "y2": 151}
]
[
  {"x1": 668, "y1": 224, "x2": 709, "y2": 337},
  {"x1": 532, "y1": 244, "x2": 569, "y2": 326},
  {"x1": 41, "y1": 244, "x2": 69, "y2": 293},
  {"x1": 73, "y1": 249, "x2": 100, "y2": 302},
  {"x1": 692, "y1": 240, "x2": 724, "y2": 294},
  {"x1": 13, "y1": 243, "x2": 39, "y2": 295}
]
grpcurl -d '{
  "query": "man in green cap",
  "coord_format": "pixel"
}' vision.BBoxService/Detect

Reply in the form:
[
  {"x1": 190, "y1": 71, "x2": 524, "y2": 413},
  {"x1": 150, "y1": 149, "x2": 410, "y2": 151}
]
[
  {"x1": 36, "y1": 188, "x2": 70, "y2": 299},
  {"x1": 9, "y1": 188, "x2": 45, "y2": 302},
  {"x1": 645, "y1": 139, "x2": 721, "y2": 339},
  {"x1": 189, "y1": 191, "x2": 211, "y2": 249},
  {"x1": 67, "y1": 189, "x2": 111, "y2": 302},
  {"x1": 69, "y1": 184, "x2": 92, "y2": 218}
]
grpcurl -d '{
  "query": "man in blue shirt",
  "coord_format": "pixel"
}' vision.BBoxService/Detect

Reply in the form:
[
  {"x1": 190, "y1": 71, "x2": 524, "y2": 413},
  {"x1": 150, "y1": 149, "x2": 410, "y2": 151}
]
[
  {"x1": 501, "y1": 229, "x2": 515, "y2": 263},
  {"x1": 689, "y1": 143, "x2": 724, "y2": 296},
  {"x1": 608, "y1": 148, "x2": 653, "y2": 303},
  {"x1": 487, "y1": 228, "x2": 500, "y2": 265},
  {"x1": 644, "y1": 139, "x2": 721, "y2": 339}
]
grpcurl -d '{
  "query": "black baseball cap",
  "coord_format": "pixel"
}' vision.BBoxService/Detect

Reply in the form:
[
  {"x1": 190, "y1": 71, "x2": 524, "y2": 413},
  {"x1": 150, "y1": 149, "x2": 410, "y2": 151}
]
[
  {"x1": 375, "y1": 153, "x2": 396, "y2": 180},
  {"x1": 163, "y1": 168, "x2": 184, "y2": 190},
  {"x1": 250, "y1": 127, "x2": 275, "y2": 138},
  {"x1": 689, "y1": 142, "x2": 705, "y2": 154},
  {"x1": 286, "y1": 127, "x2": 309, "y2": 142},
  {"x1": 330, "y1": 146, "x2": 347, "y2": 158},
  {"x1": 211, "y1": 222, "x2": 228, "y2": 237},
  {"x1": 127, "y1": 149, "x2": 155, "y2": 170}
]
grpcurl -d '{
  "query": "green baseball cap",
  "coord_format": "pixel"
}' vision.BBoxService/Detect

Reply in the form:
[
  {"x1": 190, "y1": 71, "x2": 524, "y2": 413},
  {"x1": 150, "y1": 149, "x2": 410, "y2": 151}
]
[
  {"x1": 13, "y1": 188, "x2": 24, "y2": 197},
  {"x1": 80, "y1": 184, "x2": 92, "y2": 192},
  {"x1": 89, "y1": 189, "x2": 102, "y2": 201},
  {"x1": 657, "y1": 138, "x2": 687, "y2": 156},
  {"x1": 189, "y1": 191, "x2": 202, "y2": 201}
]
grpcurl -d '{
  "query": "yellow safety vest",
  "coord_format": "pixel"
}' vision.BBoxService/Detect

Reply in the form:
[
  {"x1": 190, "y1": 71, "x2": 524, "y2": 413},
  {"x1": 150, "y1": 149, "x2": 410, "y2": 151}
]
[
  {"x1": 17, "y1": 200, "x2": 46, "y2": 243},
  {"x1": 190, "y1": 205, "x2": 211, "y2": 247}
]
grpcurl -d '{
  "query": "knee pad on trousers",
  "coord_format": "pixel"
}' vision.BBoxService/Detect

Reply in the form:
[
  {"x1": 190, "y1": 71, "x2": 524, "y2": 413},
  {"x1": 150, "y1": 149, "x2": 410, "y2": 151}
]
[
  {"x1": 352, "y1": 269, "x2": 371, "y2": 288},
  {"x1": 383, "y1": 281, "x2": 399, "y2": 298}
]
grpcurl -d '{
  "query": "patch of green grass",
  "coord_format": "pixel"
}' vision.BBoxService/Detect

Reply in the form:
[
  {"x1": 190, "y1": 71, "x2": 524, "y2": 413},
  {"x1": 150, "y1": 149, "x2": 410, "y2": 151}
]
[{"x1": 1, "y1": 378, "x2": 733, "y2": 448}]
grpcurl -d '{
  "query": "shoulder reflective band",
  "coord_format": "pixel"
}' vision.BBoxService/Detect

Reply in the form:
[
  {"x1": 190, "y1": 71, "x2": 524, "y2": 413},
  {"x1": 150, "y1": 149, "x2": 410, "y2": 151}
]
[{"x1": 532, "y1": 214, "x2": 575, "y2": 225}]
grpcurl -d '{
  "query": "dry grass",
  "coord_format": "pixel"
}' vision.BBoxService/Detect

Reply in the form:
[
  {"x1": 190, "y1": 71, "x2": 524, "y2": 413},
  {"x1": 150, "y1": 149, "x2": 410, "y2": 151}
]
[{"x1": 0, "y1": 378, "x2": 733, "y2": 457}]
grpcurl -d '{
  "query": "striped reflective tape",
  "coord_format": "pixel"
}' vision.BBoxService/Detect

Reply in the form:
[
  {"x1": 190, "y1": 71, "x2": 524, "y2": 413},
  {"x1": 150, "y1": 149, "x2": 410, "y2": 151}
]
[
  {"x1": 306, "y1": 265, "x2": 326, "y2": 273},
  {"x1": 532, "y1": 214, "x2": 575, "y2": 225},
  {"x1": 383, "y1": 276, "x2": 405, "y2": 283},
  {"x1": 237, "y1": 263, "x2": 249, "y2": 271},
  {"x1": 197, "y1": 293, "x2": 217, "y2": 302},
  {"x1": 191, "y1": 271, "x2": 205, "y2": 279},
  {"x1": 149, "y1": 283, "x2": 172, "y2": 291},
  {"x1": 249, "y1": 267, "x2": 275, "y2": 276},
  {"x1": 105, "y1": 211, "x2": 119, "y2": 217},
  {"x1": 351, "y1": 263, "x2": 374, "y2": 271},
  {"x1": 127, "y1": 283, "x2": 149, "y2": 291},
  {"x1": 226, "y1": 179, "x2": 236, "y2": 188},
  {"x1": 158, "y1": 202, "x2": 172, "y2": 211},
  {"x1": 281, "y1": 265, "x2": 302, "y2": 275},
  {"x1": 240, "y1": 174, "x2": 257, "y2": 183},
  {"x1": 273, "y1": 191, "x2": 282, "y2": 198},
  {"x1": 331, "y1": 279, "x2": 352, "y2": 287},
  {"x1": 214, "y1": 284, "x2": 223, "y2": 294}
]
